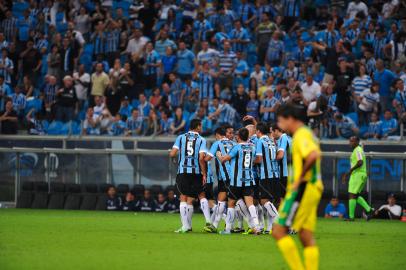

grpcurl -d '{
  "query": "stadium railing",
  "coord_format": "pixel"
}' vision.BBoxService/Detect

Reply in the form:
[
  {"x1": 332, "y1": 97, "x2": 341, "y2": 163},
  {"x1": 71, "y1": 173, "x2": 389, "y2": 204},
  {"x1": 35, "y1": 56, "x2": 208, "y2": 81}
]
[{"x1": 0, "y1": 145, "x2": 405, "y2": 208}]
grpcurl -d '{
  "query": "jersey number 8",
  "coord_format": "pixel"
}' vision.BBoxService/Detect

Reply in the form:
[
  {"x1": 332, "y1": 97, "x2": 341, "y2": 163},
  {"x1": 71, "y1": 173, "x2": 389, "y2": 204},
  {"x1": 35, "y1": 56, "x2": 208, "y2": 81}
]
[{"x1": 243, "y1": 153, "x2": 251, "y2": 168}]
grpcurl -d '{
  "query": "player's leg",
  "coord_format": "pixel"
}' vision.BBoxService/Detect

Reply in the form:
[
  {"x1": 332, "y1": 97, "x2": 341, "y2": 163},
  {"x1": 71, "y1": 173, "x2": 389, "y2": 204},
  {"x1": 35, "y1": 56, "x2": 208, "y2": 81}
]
[
  {"x1": 260, "y1": 179, "x2": 279, "y2": 233},
  {"x1": 348, "y1": 174, "x2": 372, "y2": 220},
  {"x1": 175, "y1": 174, "x2": 191, "y2": 233},
  {"x1": 235, "y1": 198, "x2": 254, "y2": 229},
  {"x1": 186, "y1": 196, "x2": 194, "y2": 231},
  {"x1": 273, "y1": 224, "x2": 304, "y2": 270},
  {"x1": 220, "y1": 185, "x2": 239, "y2": 234},
  {"x1": 243, "y1": 191, "x2": 261, "y2": 234},
  {"x1": 272, "y1": 184, "x2": 308, "y2": 270},
  {"x1": 233, "y1": 207, "x2": 245, "y2": 232},
  {"x1": 299, "y1": 229, "x2": 319, "y2": 270},
  {"x1": 199, "y1": 193, "x2": 212, "y2": 226},
  {"x1": 211, "y1": 181, "x2": 228, "y2": 230}
]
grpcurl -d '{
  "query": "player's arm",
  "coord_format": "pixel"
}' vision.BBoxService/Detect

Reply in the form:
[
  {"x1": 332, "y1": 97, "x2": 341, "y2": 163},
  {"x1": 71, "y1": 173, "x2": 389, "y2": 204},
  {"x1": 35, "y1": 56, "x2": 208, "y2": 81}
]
[
  {"x1": 199, "y1": 152, "x2": 207, "y2": 183},
  {"x1": 276, "y1": 149, "x2": 284, "y2": 160},
  {"x1": 169, "y1": 136, "x2": 181, "y2": 157},
  {"x1": 216, "y1": 152, "x2": 231, "y2": 163},
  {"x1": 254, "y1": 140, "x2": 262, "y2": 164},
  {"x1": 204, "y1": 142, "x2": 217, "y2": 162}
]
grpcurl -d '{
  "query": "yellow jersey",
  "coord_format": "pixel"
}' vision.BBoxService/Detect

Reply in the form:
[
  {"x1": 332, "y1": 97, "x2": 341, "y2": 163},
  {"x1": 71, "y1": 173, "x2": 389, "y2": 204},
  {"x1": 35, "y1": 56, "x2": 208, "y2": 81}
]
[{"x1": 288, "y1": 126, "x2": 323, "y2": 190}]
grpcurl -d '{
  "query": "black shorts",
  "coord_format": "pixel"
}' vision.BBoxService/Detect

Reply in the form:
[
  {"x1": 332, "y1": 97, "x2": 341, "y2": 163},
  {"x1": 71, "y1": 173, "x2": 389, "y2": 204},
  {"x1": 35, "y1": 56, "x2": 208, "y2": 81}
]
[
  {"x1": 227, "y1": 185, "x2": 256, "y2": 201},
  {"x1": 203, "y1": 183, "x2": 214, "y2": 200},
  {"x1": 217, "y1": 180, "x2": 229, "y2": 193},
  {"x1": 257, "y1": 179, "x2": 274, "y2": 200},
  {"x1": 176, "y1": 173, "x2": 203, "y2": 198},
  {"x1": 270, "y1": 177, "x2": 285, "y2": 202}
]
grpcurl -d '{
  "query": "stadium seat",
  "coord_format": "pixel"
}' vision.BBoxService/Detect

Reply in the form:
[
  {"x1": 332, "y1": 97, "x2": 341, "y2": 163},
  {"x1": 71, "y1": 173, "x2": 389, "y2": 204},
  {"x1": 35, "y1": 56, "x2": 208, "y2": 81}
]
[
  {"x1": 80, "y1": 194, "x2": 97, "y2": 210},
  {"x1": 64, "y1": 194, "x2": 81, "y2": 210},
  {"x1": 34, "y1": 181, "x2": 48, "y2": 192},
  {"x1": 131, "y1": 184, "x2": 145, "y2": 197},
  {"x1": 99, "y1": 183, "x2": 114, "y2": 193},
  {"x1": 95, "y1": 194, "x2": 108, "y2": 211},
  {"x1": 117, "y1": 184, "x2": 130, "y2": 195},
  {"x1": 16, "y1": 191, "x2": 33, "y2": 208},
  {"x1": 82, "y1": 183, "x2": 98, "y2": 193},
  {"x1": 50, "y1": 182, "x2": 65, "y2": 193},
  {"x1": 66, "y1": 184, "x2": 81, "y2": 193},
  {"x1": 21, "y1": 181, "x2": 34, "y2": 192},
  {"x1": 46, "y1": 121, "x2": 64, "y2": 135},
  {"x1": 48, "y1": 193, "x2": 65, "y2": 209},
  {"x1": 150, "y1": 185, "x2": 163, "y2": 196},
  {"x1": 31, "y1": 192, "x2": 48, "y2": 209}
]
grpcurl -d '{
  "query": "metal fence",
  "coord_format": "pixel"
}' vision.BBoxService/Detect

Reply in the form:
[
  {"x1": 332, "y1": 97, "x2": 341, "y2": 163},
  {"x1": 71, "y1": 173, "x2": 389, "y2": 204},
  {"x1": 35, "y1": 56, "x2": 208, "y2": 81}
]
[{"x1": 0, "y1": 146, "x2": 405, "y2": 206}]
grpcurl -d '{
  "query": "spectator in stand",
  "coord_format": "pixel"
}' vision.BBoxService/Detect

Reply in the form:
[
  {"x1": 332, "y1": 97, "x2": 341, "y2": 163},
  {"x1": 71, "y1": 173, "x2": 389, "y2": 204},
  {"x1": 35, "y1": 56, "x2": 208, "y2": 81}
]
[
  {"x1": 19, "y1": 39, "x2": 42, "y2": 86},
  {"x1": 0, "y1": 99, "x2": 18, "y2": 134},
  {"x1": 260, "y1": 89, "x2": 280, "y2": 123},
  {"x1": 56, "y1": 76, "x2": 78, "y2": 122},
  {"x1": 266, "y1": 31, "x2": 284, "y2": 67},
  {"x1": 118, "y1": 96, "x2": 133, "y2": 118},
  {"x1": 155, "y1": 192, "x2": 167, "y2": 212},
  {"x1": 170, "y1": 107, "x2": 186, "y2": 135},
  {"x1": 335, "y1": 112, "x2": 359, "y2": 139},
  {"x1": 91, "y1": 63, "x2": 110, "y2": 102},
  {"x1": 126, "y1": 108, "x2": 143, "y2": 136},
  {"x1": 158, "y1": 109, "x2": 173, "y2": 135},
  {"x1": 82, "y1": 107, "x2": 100, "y2": 135},
  {"x1": 351, "y1": 63, "x2": 372, "y2": 102},
  {"x1": 106, "y1": 186, "x2": 122, "y2": 211},
  {"x1": 139, "y1": 189, "x2": 156, "y2": 212},
  {"x1": 381, "y1": 110, "x2": 398, "y2": 138},
  {"x1": 363, "y1": 112, "x2": 382, "y2": 140},
  {"x1": 374, "y1": 193, "x2": 402, "y2": 220},
  {"x1": 393, "y1": 79, "x2": 406, "y2": 123},
  {"x1": 246, "y1": 90, "x2": 260, "y2": 120},
  {"x1": 232, "y1": 84, "x2": 249, "y2": 119},
  {"x1": 26, "y1": 109, "x2": 46, "y2": 135},
  {"x1": 0, "y1": 48, "x2": 13, "y2": 86},
  {"x1": 10, "y1": 85, "x2": 26, "y2": 118},
  {"x1": 324, "y1": 197, "x2": 347, "y2": 218},
  {"x1": 73, "y1": 64, "x2": 90, "y2": 110},
  {"x1": 374, "y1": 59, "x2": 395, "y2": 113},
  {"x1": 301, "y1": 74, "x2": 321, "y2": 106},
  {"x1": 122, "y1": 192, "x2": 139, "y2": 211},
  {"x1": 356, "y1": 82, "x2": 380, "y2": 126}
]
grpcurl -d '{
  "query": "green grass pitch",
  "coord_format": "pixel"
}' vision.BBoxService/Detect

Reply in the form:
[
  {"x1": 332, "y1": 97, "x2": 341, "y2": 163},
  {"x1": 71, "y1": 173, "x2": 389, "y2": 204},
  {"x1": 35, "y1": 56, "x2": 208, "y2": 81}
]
[{"x1": 0, "y1": 209, "x2": 405, "y2": 270}]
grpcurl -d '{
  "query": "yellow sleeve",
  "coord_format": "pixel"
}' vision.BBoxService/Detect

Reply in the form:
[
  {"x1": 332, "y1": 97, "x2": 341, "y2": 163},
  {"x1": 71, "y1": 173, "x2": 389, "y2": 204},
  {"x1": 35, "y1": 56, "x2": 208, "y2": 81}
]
[{"x1": 296, "y1": 130, "x2": 319, "y2": 159}]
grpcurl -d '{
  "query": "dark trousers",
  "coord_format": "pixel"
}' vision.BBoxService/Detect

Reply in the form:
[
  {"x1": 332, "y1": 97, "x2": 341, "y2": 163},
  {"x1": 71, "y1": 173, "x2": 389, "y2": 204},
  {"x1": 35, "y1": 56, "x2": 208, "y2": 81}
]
[{"x1": 56, "y1": 105, "x2": 75, "y2": 122}]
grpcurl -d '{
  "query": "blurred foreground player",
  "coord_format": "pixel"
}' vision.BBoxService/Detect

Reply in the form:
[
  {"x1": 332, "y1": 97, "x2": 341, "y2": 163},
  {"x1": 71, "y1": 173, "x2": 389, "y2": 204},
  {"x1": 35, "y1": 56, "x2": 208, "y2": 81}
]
[
  {"x1": 272, "y1": 104, "x2": 324, "y2": 270},
  {"x1": 170, "y1": 119, "x2": 207, "y2": 233}
]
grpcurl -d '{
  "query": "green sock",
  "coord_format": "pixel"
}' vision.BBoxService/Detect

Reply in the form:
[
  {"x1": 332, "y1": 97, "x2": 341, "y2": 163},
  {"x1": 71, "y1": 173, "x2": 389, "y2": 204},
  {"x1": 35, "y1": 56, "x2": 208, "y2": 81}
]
[
  {"x1": 349, "y1": 199, "x2": 356, "y2": 219},
  {"x1": 357, "y1": 196, "x2": 371, "y2": 212}
]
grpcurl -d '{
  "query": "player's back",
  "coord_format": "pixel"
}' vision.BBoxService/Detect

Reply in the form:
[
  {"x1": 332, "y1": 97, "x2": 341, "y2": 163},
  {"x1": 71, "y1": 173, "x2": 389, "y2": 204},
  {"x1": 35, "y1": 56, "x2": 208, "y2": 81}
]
[
  {"x1": 257, "y1": 135, "x2": 279, "y2": 179},
  {"x1": 210, "y1": 138, "x2": 235, "y2": 181},
  {"x1": 290, "y1": 126, "x2": 323, "y2": 189},
  {"x1": 229, "y1": 143, "x2": 256, "y2": 187},
  {"x1": 351, "y1": 145, "x2": 367, "y2": 175},
  {"x1": 174, "y1": 131, "x2": 206, "y2": 175},
  {"x1": 277, "y1": 133, "x2": 292, "y2": 177}
]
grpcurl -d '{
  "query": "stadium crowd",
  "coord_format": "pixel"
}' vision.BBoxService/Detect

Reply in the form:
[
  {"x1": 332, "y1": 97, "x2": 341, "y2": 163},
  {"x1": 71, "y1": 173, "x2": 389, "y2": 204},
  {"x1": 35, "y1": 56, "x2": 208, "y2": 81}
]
[{"x1": 0, "y1": 0, "x2": 405, "y2": 140}]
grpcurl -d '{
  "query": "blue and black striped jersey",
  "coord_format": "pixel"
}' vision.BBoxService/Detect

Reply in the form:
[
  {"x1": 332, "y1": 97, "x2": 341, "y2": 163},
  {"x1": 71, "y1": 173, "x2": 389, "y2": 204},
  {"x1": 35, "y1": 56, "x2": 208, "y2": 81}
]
[
  {"x1": 229, "y1": 143, "x2": 256, "y2": 187},
  {"x1": 208, "y1": 138, "x2": 236, "y2": 182},
  {"x1": 277, "y1": 133, "x2": 292, "y2": 178},
  {"x1": 256, "y1": 135, "x2": 280, "y2": 180},
  {"x1": 173, "y1": 131, "x2": 207, "y2": 175}
]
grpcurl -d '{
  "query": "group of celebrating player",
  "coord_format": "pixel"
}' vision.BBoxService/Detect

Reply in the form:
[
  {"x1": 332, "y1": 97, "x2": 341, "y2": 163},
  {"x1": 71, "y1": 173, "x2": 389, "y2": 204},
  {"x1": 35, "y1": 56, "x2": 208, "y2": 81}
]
[{"x1": 169, "y1": 103, "x2": 323, "y2": 270}]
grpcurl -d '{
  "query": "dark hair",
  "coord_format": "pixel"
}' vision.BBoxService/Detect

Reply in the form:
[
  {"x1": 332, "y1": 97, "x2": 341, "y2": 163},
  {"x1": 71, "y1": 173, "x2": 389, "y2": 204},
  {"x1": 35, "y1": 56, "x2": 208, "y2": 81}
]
[
  {"x1": 237, "y1": 127, "x2": 249, "y2": 141},
  {"x1": 271, "y1": 123, "x2": 282, "y2": 132},
  {"x1": 215, "y1": 126, "x2": 226, "y2": 136},
  {"x1": 221, "y1": 123, "x2": 232, "y2": 130},
  {"x1": 256, "y1": 122, "x2": 268, "y2": 135},
  {"x1": 190, "y1": 118, "x2": 202, "y2": 130},
  {"x1": 276, "y1": 103, "x2": 307, "y2": 122}
]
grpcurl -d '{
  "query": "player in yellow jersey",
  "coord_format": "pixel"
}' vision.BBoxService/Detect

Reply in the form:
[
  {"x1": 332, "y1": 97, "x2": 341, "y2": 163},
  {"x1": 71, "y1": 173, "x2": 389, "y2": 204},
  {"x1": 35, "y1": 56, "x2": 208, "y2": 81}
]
[{"x1": 272, "y1": 104, "x2": 324, "y2": 270}]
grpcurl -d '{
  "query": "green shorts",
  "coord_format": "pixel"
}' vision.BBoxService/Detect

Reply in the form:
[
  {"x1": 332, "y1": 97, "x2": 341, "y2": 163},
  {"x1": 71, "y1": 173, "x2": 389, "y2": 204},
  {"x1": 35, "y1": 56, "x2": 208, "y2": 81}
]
[{"x1": 348, "y1": 173, "x2": 367, "y2": 194}]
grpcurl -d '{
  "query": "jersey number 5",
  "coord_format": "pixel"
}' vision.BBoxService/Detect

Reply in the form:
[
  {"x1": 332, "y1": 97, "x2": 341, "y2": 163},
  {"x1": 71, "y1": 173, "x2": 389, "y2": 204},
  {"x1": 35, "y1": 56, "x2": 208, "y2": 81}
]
[{"x1": 187, "y1": 141, "x2": 194, "y2": 156}]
